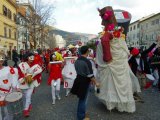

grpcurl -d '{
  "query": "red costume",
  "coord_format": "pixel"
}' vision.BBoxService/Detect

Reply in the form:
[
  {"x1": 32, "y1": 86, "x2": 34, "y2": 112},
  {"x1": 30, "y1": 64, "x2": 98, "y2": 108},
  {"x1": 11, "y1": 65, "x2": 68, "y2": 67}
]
[
  {"x1": 34, "y1": 54, "x2": 43, "y2": 67},
  {"x1": 44, "y1": 52, "x2": 50, "y2": 71},
  {"x1": 48, "y1": 63, "x2": 62, "y2": 85},
  {"x1": 101, "y1": 32, "x2": 112, "y2": 62},
  {"x1": 45, "y1": 53, "x2": 50, "y2": 63}
]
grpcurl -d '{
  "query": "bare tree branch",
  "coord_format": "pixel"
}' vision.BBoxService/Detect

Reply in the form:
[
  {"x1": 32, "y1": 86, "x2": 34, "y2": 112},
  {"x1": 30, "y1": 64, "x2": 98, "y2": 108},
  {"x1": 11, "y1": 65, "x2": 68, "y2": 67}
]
[{"x1": 24, "y1": 0, "x2": 55, "y2": 49}]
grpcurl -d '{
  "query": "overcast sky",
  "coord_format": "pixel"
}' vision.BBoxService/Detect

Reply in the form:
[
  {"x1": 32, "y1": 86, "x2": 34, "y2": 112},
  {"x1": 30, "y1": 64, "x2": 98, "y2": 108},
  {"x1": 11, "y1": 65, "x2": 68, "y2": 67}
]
[{"x1": 46, "y1": 0, "x2": 160, "y2": 34}]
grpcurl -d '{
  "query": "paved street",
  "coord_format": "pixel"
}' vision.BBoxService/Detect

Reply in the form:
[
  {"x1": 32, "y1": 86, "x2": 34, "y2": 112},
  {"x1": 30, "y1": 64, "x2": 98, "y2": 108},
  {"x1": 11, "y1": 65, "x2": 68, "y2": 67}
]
[{"x1": 8, "y1": 61, "x2": 160, "y2": 120}]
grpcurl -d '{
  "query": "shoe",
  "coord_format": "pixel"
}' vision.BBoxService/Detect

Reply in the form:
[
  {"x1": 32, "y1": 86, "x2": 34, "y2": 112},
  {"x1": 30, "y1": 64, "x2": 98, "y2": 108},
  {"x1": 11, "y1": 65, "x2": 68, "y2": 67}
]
[
  {"x1": 134, "y1": 96, "x2": 144, "y2": 103},
  {"x1": 23, "y1": 110, "x2": 29, "y2": 117},
  {"x1": 83, "y1": 117, "x2": 90, "y2": 120},
  {"x1": 57, "y1": 95, "x2": 61, "y2": 100},
  {"x1": 28, "y1": 104, "x2": 32, "y2": 112},
  {"x1": 65, "y1": 91, "x2": 70, "y2": 97},
  {"x1": 52, "y1": 99, "x2": 55, "y2": 105},
  {"x1": 83, "y1": 113, "x2": 90, "y2": 120}
]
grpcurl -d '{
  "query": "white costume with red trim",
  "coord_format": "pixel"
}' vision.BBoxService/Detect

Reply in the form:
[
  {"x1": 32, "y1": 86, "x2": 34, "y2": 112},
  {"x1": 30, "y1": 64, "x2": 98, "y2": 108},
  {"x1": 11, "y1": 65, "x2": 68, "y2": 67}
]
[
  {"x1": 18, "y1": 62, "x2": 42, "y2": 89},
  {"x1": 62, "y1": 58, "x2": 77, "y2": 89},
  {"x1": 62, "y1": 57, "x2": 77, "y2": 97},
  {"x1": 0, "y1": 66, "x2": 18, "y2": 120},
  {"x1": 18, "y1": 62, "x2": 42, "y2": 111}
]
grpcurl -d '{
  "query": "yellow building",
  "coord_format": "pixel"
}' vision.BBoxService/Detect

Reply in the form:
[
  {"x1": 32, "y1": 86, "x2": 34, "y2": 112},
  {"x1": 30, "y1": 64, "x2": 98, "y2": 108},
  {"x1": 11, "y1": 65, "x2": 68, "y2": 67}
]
[{"x1": 0, "y1": 0, "x2": 17, "y2": 57}]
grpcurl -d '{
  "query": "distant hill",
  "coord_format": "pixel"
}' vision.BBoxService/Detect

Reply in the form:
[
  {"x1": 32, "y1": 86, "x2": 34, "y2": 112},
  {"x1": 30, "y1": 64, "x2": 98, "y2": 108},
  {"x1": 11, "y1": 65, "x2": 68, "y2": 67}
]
[{"x1": 49, "y1": 28, "x2": 97, "y2": 43}]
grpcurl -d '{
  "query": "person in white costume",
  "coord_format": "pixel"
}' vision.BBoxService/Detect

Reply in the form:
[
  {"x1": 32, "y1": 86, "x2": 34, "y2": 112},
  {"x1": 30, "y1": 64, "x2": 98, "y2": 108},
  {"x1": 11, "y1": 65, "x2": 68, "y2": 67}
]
[
  {"x1": 0, "y1": 52, "x2": 19, "y2": 120},
  {"x1": 62, "y1": 50, "x2": 77, "y2": 96},
  {"x1": 96, "y1": 6, "x2": 141, "y2": 113},
  {"x1": 18, "y1": 53, "x2": 42, "y2": 117}
]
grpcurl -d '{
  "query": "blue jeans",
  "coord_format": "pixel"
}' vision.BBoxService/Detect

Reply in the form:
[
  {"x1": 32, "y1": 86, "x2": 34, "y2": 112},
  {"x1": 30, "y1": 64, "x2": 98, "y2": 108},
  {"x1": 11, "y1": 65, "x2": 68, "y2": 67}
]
[{"x1": 77, "y1": 91, "x2": 89, "y2": 120}]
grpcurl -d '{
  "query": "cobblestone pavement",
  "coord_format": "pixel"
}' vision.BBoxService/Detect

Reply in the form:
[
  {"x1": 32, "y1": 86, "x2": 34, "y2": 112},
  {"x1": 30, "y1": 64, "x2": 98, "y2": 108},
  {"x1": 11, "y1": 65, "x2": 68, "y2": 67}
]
[{"x1": 8, "y1": 61, "x2": 160, "y2": 120}]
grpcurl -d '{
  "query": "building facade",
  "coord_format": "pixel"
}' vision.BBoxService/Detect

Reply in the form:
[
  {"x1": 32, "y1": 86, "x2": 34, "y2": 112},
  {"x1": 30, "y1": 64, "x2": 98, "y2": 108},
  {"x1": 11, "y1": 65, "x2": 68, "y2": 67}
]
[
  {"x1": 17, "y1": 5, "x2": 30, "y2": 52},
  {"x1": 139, "y1": 13, "x2": 160, "y2": 49},
  {"x1": 0, "y1": 0, "x2": 17, "y2": 57},
  {"x1": 127, "y1": 20, "x2": 140, "y2": 48},
  {"x1": 127, "y1": 13, "x2": 160, "y2": 49},
  {"x1": 17, "y1": 3, "x2": 35, "y2": 49}
]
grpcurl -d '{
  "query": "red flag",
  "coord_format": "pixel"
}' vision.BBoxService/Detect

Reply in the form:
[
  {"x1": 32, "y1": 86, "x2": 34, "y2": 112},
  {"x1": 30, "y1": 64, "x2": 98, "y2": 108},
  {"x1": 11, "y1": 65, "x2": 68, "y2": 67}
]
[{"x1": 122, "y1": 11, "x2": 129, "y2": 19}]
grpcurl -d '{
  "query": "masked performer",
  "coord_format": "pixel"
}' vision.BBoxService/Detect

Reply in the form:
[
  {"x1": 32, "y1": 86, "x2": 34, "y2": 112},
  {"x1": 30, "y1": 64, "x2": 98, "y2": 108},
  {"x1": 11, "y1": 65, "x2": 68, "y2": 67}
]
[
  {"x1": 48, "y1": 52, "x2": 63, "y2": 105},
  {"x1": 62, "y1": 50, "x2": 77, "y2": 97},
  {"x1": 0, "y1": 52, "x2": 19, "y2": 120},
  {"x1": 18, "y1": 53, "x2": 42, "y2": 117}
]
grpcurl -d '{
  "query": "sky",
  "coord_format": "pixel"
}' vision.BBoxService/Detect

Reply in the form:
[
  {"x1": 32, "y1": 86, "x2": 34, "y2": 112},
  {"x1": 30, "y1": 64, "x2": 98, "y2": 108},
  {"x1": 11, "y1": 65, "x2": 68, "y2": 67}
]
[{"x1": 45, "y1": 0, "x2": 160, "y2": 34}]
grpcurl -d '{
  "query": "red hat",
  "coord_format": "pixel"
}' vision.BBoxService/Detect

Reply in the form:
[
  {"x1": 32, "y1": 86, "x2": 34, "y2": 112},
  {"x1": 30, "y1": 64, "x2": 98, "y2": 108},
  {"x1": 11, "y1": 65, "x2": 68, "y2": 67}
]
[
  {"x1": 148, "y1": 52, "x2": 153, "y2": 58},
  {"x1": 130, "y1": 48, "x2": 139, "y2": 56},
  {"x1": 98, "y1": 6, "x2": 117, "y2": 27}
]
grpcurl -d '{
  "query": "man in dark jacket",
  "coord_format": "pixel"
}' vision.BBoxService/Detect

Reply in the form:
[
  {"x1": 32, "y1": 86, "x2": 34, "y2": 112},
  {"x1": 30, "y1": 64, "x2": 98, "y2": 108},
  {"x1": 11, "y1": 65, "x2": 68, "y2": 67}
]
[
  {"x1": 71, "y1": 46, "x2": 99, "y2": 120},
  {"x1": 12, "y1": 49, "x2": 19, "y2": 67}
]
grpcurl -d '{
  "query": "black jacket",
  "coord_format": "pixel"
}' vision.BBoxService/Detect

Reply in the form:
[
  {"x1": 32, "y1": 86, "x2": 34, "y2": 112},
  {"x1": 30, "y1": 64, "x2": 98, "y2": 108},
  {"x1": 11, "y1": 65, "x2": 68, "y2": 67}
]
[
  {"x1": 71, "y1": 56, "x2": 93, "y2": 99},
  {"x1": 129, "y1": 56, "x2": 138, "y2": 75},
  {"x1": 12, "y1": 50, "x2": 19, "y2": 61}
]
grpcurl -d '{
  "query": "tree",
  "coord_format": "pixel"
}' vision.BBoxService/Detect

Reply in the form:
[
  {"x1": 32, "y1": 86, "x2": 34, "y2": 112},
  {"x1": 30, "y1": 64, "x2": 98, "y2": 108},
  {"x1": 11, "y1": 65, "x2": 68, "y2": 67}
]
[
  {"x1": 26, "y1": 0, "x2": 55, "y2": 49},
  {"x1": 47, "y1": 34, "x2": 57, "y2": 49}
]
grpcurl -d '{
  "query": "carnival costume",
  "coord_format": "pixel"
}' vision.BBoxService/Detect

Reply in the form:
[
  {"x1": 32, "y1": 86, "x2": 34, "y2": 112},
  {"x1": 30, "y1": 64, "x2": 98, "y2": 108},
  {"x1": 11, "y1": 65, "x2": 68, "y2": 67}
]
[
  {"x1": 62, "y1": 50, "x2": 77, "y2": 96},
  {"x1": 18, "y1": 53, "x2": 42, "y2": 117},
  {"x1": 0, "y1": 53, "x2": 19, "y2": 120},
  {"x1": 96, "y1": 6, "x2": 140, "y2": 113},
  {"x1": 48, "y1": 52, "x2": 63, "y2": 105}
]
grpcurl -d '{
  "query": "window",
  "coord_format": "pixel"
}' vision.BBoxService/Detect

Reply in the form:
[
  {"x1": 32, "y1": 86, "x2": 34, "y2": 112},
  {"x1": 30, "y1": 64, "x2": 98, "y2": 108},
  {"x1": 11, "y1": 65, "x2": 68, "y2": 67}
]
[
  {"x1": 26, "y1": 8, "x2": 31, "y2": 16},
  {"x1": 152, "y1": 34, "x2": 154, "y2": 40},
  {"x1": 151, "y1": 20, "x2": 155, "y2": 25},
  {"x1": 133, "y1": 34, "x2": 135, "y2": 39},
  {"x1": 130, "y1": 27, "x2": 132, "y2": 31},
  {"x1": 137, "y1": 33, "x2": 140, "y2": 38},
  {"x1": 156, "y1": 19, "x2": 159, "y2": 24},
  {"x1": 9, "y1": 29, "x2": 11, "y2": 38},
  {"x1": 146, "y1": 35, "x2": 148, "y2": 40},
  {"x1": 137, "y1": 24, "x2": 139, "y2": 28},
  {"x1": 133, "y1": 25, "x2": 136, "y2": 30},
  {"x1": 13, "y1": 14, "x2": 16, "y2": 22},
  {"x1": 8, "y1": 9, "x2": 12, "y2": 19},
  {"x1": 4, "y1": 27, "x2": 7, "y2": 37},
  {"x1": 3, "y1": 6, "x2": 7, "y2": 16},
  {"x1": 14, "y1": 32, "x2": 16, "y2": 39},
  {"x1": 146, "y1": 23, "x2": 148, "y2": 28}
]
